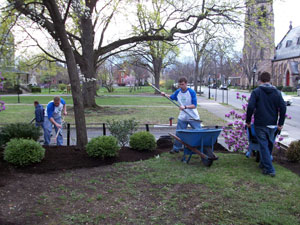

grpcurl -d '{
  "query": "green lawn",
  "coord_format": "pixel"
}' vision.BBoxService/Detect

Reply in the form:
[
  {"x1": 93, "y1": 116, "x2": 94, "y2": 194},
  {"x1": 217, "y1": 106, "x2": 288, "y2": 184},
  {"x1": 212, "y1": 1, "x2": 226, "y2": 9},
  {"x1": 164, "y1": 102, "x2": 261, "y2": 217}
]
[
  {"x1": 0, "y1": 104, "x2": 226, "y2": 127},
  {"x1": 7, "y1": 152, "x2": 299, "y2": 224},
  {"x1": 1, "y1": 95, "x2": 172, "y2": 106}
]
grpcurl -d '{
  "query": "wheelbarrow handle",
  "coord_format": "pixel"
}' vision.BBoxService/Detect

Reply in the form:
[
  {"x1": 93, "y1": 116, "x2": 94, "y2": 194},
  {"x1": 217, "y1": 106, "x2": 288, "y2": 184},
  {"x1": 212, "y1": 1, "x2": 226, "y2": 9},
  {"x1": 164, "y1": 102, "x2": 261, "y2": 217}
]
[
  {"x1": 149, "y1": 83, "x2": 202, "y2": 122},
  {"x1": 168, "y1": 133, "x2": 218, "y2": 161}
]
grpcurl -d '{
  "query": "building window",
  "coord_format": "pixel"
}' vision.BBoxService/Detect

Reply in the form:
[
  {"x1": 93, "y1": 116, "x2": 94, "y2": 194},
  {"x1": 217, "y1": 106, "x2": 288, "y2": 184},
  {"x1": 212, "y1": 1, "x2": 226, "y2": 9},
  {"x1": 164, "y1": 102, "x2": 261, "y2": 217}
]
[
  {"x1": 297, "y1": 37, "x2": 300, "y2": 45},
  {"x1": 286, "y1": 40, "x2": 292, "y2": 47}
]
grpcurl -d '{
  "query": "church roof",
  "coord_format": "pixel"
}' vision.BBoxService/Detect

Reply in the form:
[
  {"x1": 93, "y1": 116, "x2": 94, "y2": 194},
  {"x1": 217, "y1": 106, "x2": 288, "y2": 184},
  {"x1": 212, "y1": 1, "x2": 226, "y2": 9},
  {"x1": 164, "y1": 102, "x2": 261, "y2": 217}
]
[{"x1": 274, "y1": 26, "x2": 300, "y2": 61}]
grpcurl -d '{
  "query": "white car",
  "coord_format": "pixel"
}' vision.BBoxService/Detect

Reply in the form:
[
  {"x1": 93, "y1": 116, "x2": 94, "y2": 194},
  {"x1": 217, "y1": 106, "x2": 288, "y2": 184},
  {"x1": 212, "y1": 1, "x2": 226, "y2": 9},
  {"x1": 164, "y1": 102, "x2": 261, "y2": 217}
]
[{"x1": 281, "y1": 92, "x2": 293, "y2": 106}]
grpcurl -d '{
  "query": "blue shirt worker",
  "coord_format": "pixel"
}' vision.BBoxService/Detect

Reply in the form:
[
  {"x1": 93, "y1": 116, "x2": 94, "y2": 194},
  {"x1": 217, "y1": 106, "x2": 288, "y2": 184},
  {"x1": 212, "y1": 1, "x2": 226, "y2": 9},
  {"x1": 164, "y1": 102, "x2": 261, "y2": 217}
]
[
  {"x1": 43, "y1": 96, "x2": 67, "y2": 146},
  {"x1": 161, "y1": 77, "x2": 201, "y2": 153},
  {"x1": 34, "y1": 101, "x2": 44, "y2": 128},
  {"x1": 246, "y1": 72, "x2": 286, "y2": 177}
]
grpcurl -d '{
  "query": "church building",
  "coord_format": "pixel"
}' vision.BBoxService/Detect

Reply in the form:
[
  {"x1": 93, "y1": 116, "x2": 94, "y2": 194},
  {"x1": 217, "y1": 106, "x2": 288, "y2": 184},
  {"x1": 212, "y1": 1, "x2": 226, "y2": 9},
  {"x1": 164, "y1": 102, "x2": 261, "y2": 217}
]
[
  {"x1": 272, "y1": 24, "x2": 300, "y2": 88},
  {"x1": 242, "y1": 0, "x2": 300, "y2": 89}
]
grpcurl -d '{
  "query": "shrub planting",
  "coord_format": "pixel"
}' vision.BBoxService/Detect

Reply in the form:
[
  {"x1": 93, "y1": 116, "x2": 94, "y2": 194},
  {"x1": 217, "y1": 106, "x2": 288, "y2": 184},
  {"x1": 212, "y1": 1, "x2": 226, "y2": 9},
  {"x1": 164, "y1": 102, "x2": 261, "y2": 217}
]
[
  {"x1": 286, "y1": 140, "x2": 300, "y2": 162},
  {"x1": 0, "y1": 123, "x2": 42, "y2": 146},
  {"x1": 4, "y1": 138, "x2": 45, "y2": 167},
  {"x1": 31, "y1": 86, "x2": 42, "y2": 93},
  {"x1": 86, "y1": 136, "x2": 119, "y2": 158},
  {"x1": 130, "y1": 131, "x2": 156, "y2": 151},
  {"x1": 222, "y1": 93, "x2": 291, "y2": 153},
  {"x1": 107, "y1": 118, "x2": 139, "y2": 147}
]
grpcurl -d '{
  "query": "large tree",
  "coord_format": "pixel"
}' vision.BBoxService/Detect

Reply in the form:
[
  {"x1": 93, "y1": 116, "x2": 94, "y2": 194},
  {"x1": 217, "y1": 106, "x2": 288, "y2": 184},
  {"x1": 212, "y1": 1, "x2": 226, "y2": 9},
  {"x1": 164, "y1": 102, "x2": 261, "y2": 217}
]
[{"x1": 2, "y1": 0, "x2": 243, "y2": 147}]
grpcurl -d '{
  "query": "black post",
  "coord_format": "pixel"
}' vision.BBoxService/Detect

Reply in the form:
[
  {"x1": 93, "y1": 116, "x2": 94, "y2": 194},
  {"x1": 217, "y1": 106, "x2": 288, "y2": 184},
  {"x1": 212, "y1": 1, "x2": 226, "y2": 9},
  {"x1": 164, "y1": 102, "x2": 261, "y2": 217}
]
[
  {"x1": 146, "y1": 124, "x2": 149, "y2": 132},
  {"x1": 67, "y1": 123, "x2": 70, "y2": 146},
  {"x1": 103, "y1": 123, "x2": 106, "y2": 136}
]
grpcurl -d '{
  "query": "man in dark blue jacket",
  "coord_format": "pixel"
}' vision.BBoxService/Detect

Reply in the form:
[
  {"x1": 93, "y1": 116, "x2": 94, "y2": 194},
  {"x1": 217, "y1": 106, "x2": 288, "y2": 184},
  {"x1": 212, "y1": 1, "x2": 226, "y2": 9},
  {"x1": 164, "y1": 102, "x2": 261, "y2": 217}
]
[
  {"x1": 246, "y1": 72, "x2": 286, "y2": 177},
  {"x1": 34, "y1": 101, "x2": 44, "y2": 128}
]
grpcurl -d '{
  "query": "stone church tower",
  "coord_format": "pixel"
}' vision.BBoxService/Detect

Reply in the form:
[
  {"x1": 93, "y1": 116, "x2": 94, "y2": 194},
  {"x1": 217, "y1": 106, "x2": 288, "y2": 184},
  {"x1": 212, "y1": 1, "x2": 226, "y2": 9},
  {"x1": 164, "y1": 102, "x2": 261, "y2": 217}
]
[{"x1": 243, "y1": 0, "x2": 275, "y2": 87}]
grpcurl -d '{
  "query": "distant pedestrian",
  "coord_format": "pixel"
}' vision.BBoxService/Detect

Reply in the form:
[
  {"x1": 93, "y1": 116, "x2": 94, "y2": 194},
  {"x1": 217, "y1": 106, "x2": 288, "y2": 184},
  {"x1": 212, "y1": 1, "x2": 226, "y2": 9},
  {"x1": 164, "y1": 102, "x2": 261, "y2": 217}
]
[
  {"x1": 246, "y1": 72, "x2": 286, "y2": 177},
  {"x1": 161, "y1": 77, "x2": 201, "y2": 153},
  {"x1": 43, "y1": 96, "x2": 67, "y2": 146},
  {"x1": 34, "y1": 101, "x2": 44, "y2": 128}
]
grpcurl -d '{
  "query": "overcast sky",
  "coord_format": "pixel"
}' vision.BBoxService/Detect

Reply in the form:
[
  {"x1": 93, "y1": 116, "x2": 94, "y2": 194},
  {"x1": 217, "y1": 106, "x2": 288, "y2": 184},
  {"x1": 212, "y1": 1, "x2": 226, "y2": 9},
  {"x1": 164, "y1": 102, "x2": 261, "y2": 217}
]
[{"x1": 274, "y1": 0, "x2": 300, "y2": 44}]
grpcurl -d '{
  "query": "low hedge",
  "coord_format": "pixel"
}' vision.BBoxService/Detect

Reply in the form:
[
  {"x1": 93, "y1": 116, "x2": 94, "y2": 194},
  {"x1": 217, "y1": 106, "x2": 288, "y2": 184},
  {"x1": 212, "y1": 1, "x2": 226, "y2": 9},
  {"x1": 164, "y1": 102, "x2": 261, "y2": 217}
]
[
  {"x1": 4, "y1": 138, "x2": 45, "y2": 167},
  {"x1": 86, "y1": 136, "x2": 119, "y2": 158},
  {"x1": 130, "y1": 131, "x2": 156, "y2": 151}
]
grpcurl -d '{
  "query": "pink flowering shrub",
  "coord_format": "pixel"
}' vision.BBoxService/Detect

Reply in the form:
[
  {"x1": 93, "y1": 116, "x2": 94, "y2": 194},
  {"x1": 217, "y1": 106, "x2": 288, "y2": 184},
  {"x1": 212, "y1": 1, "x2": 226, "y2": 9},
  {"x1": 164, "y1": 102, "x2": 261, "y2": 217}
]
[
  {"x1": 222, "y1": 93, "x2": 249, "y2": 152},
  {"x1": 0, "y1": 98, "x2": 5, "y2": 112},
  {"x1": 222, "y1": 92, "x2": 291, "y2": 152}
]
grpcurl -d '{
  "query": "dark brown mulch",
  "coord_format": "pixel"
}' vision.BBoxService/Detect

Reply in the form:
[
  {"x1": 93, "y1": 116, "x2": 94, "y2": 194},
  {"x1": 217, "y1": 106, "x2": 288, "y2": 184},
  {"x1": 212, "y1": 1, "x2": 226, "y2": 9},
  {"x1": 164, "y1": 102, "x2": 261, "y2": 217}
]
[{"x1": 1, "y1": 142, "x2": 299, "y2": 187}]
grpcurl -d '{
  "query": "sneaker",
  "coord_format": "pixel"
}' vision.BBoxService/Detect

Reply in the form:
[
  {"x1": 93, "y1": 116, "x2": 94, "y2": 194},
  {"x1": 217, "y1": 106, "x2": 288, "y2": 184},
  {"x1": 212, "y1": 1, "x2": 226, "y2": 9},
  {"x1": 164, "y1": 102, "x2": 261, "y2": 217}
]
[
  {"x1": 169, "y1": 149, "x2": 179, "y2": 154},
  {"x1": 262, "y1": 170, "x2": 276, "y2": 177}
]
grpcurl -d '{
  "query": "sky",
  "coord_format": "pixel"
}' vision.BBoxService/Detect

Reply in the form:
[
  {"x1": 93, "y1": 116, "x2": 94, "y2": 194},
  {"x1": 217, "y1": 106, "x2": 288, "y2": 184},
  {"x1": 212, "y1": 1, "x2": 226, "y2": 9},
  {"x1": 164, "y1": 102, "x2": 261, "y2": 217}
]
[
  {"x1": 3, "y1": 0, "x2": 300, "y2": 58},
  {"x1": 274, "y1": 0, "x2": 300, "y2": 45}
]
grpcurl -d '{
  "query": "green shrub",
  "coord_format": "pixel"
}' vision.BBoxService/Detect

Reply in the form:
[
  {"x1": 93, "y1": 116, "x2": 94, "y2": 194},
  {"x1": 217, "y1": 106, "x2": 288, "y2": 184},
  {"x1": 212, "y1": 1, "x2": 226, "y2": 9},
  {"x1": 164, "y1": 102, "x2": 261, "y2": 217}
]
[
  {"x1": 31, "y1": 86, "x2": 41, "y2": 93},
  {"x1": 286, "y1": 140, "x2": 300, "y2": 162},
  {"x1": 282, "y1": 86, "x2": 293, "y2": 92},
  {"x1": 165, "y1": 80, "x2": 175, "y2": 90},
  {"x1": 107, "y1": 118, "x2": 139, "y2": 147},
  {"x1": 58, "y1": 83, "x2": 67, "y2": 91},
  {"x1": 130, "y1": 131, "x2": 156, "y2": 151},
  {"x1": 0, "y1": 123, "x2": 42, "y2": 147},
  {"x1": 4, "y1": 138, "x2": 45, "y2": 167},
  {"x1": 86, "y1": 136, "x2": 119, "y2": 158}
]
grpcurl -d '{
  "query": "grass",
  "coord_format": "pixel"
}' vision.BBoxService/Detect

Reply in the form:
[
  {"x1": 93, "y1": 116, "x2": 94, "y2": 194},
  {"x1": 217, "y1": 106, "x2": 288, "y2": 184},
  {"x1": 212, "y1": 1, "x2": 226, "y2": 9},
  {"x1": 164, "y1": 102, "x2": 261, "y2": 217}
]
[
  {"x1": 22, "y1": 152, "x2": 300, "y2": 224},
  {"x1": 0, "y1": 96, "x2": 227, "y2": 126}
]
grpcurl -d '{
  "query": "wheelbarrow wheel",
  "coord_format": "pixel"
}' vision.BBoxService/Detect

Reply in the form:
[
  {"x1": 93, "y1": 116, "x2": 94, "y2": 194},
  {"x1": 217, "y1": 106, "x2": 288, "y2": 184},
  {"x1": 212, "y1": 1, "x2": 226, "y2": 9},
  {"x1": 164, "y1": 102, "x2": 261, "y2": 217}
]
[
  {"x1": 201, "y1": 158, "x2": 213, "y2": 167},
  {"x1": 201, "y1": 147, "x2": 214, "y2": 167}
]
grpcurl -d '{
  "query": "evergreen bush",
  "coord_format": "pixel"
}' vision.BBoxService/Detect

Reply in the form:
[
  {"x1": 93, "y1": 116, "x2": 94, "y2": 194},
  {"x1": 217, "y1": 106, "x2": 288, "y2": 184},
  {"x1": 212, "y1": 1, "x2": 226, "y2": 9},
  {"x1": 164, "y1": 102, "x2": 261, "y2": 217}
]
[
  {"x1": 0, "y1": 123, "x2": 42, "y2": 146},
  {"x1": 286, "y1": 140, "x2": 300, "y2": 162},
  {"x1": 107, "y1": 119, "x2": 139, "y2": 147},
  {"x1": 4, "y1": 138, "x2": 45, "y2": 167},
  {"x1": 130, "y1": 131, "x2": 156, "y2": 151},
  {"x1": 165, "y1": 80, "x2": 175, "y2": 90},
  {"x1": 86, "y1": 136, "x2": 119, "y2": 158},
  {"x1": 31, "y1": 86, "x2": 42, "y2": 93}
]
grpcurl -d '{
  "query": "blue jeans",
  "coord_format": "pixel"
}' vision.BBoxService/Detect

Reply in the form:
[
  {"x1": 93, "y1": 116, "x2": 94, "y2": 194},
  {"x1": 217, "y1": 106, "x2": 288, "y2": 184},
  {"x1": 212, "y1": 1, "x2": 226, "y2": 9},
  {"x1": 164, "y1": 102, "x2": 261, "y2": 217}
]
[
  {"x1": 43, "y1": 116, "x2": 63, "y2": 146},
  {"x1": 173, "y1": 119, "x2": 202, "y2": 151},
  {"x1": 254, "y1": 126, "x2": 276, "y2": 174}
]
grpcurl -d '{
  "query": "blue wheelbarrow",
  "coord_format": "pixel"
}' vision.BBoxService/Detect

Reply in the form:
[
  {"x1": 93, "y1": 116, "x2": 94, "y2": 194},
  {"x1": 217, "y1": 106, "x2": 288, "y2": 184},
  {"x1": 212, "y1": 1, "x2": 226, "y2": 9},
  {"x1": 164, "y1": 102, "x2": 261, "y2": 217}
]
[
  {"x1": 246, "y1": 124, "x2": 280, "y2": 162},
  {"x1": 169, "y1": 128, "x2": 222, "y2": 167}
]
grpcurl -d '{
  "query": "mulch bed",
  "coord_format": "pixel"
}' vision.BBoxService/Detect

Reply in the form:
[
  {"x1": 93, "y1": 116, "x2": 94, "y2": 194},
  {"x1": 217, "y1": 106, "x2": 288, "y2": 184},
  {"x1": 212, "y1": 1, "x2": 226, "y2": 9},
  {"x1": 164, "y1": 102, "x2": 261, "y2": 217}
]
[{"x1": 0, "y1": 142, "x2": 299, "y2": 188}]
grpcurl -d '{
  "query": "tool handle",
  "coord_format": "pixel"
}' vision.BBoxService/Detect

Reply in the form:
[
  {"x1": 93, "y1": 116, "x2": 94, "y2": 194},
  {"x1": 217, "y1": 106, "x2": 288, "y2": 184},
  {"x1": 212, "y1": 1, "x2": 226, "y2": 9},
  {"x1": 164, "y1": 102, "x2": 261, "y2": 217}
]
[{"x1": 149, "y1": 83, "x2": 201, "y2": 122}]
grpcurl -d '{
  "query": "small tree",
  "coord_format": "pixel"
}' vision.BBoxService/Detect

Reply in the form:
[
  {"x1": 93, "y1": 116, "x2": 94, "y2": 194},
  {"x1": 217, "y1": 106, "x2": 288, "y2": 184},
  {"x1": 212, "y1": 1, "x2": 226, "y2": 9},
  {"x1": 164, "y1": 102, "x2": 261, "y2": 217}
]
[{"x1": 107, "y1": 119, "x2": 139, "y2": 147}]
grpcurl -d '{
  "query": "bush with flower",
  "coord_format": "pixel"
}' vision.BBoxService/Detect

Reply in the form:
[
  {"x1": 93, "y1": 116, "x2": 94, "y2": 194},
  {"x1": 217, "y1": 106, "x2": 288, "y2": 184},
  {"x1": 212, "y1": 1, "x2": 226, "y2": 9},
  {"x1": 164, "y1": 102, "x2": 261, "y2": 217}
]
[{"x1": 222, "y1": 92, "x2": 291, "y2": 153}]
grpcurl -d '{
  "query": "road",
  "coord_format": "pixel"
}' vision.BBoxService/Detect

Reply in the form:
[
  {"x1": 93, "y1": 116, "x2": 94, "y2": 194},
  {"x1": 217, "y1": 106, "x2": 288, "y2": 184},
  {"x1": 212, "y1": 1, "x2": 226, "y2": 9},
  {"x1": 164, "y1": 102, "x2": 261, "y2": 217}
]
[{"x1": 200, "y1": 86, "x2": 300, "y2": 142}]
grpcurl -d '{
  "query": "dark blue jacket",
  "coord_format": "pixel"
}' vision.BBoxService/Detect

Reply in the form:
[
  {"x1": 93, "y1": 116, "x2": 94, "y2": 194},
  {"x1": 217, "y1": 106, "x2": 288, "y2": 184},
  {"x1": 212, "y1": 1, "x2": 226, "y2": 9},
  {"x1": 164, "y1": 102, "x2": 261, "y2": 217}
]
[
  {"x1": 35, "y1": 104, "x2": 44, "y2": 123},
  {"x1": 246, "y1": 84, "x2": 286, "y2": 126}
]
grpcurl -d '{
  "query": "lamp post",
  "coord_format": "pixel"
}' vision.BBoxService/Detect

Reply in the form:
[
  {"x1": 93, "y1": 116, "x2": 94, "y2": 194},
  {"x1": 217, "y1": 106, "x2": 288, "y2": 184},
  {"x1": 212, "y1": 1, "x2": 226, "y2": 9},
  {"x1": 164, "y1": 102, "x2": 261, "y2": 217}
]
[
  {"x1": 208, "y1": 75, "x2": 211, "y2": 99},
  {"x1": 252, "y1": 63, "x2": 257, "y2": 89}
]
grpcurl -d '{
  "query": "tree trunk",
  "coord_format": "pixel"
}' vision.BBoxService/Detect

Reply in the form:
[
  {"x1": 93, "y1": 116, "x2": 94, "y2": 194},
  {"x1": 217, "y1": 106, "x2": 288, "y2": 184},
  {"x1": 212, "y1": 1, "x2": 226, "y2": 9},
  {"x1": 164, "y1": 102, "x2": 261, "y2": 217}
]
[
  {"x1": 45, "y1": 0, "x2": 88, "y2": 148},
  {"x1": 79, "y1": 14, "x2": 98, "y2": 108},
  {"x1": 194, "y1": 58, "x2": 200, "y2": 93},
  {"x1": 153, "y1": 57, "x2": 162, "y2": 94}
]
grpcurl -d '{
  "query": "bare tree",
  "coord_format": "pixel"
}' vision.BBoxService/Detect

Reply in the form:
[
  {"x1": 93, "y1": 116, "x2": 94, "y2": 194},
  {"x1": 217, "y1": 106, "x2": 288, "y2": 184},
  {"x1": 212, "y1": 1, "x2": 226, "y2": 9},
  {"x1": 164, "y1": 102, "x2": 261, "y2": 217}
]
[{"x1": 2, "y1": 0, "x2": 244, "y2": 146}]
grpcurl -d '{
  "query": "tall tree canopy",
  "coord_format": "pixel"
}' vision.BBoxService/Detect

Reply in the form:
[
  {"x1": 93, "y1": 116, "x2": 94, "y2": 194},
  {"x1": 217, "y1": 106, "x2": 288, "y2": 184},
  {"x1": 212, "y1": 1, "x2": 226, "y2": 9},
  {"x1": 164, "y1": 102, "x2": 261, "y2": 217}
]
[{"x1": 1, "y1": 0, "x2": 243, "y2": 147}]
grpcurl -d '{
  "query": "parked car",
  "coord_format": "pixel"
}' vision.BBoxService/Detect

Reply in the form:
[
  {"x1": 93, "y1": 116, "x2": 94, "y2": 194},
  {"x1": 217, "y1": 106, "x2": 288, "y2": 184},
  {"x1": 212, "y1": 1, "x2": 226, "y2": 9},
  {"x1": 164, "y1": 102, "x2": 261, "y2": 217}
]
[
  {"x1": 281, "y1": 92, "x2": 293, "y2": 106},
  {"x1": 219, "y1": 85, "x2": 228, "y2": 90}
]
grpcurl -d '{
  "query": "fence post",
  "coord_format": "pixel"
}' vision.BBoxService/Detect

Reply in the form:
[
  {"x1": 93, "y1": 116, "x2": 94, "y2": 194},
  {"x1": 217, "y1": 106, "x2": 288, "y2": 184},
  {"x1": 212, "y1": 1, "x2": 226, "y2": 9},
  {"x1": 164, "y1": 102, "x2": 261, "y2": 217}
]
[
  {"x1": 103, "y1": 123, "x2": 106, "y2": 136},
  {"x1": 145, "y1": 124, "x2": 149, "y2": 132},
  {"x1": 67, "y1": 123, "x2": 70, "y2": 146}
]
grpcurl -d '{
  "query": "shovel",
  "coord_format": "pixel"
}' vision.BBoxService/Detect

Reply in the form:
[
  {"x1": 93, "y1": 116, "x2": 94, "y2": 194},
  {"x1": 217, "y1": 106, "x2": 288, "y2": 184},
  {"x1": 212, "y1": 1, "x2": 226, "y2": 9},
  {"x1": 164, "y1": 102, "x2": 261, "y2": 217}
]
[{"x1": 149, "y1": 83, "x2": 201, "y2": 122}]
